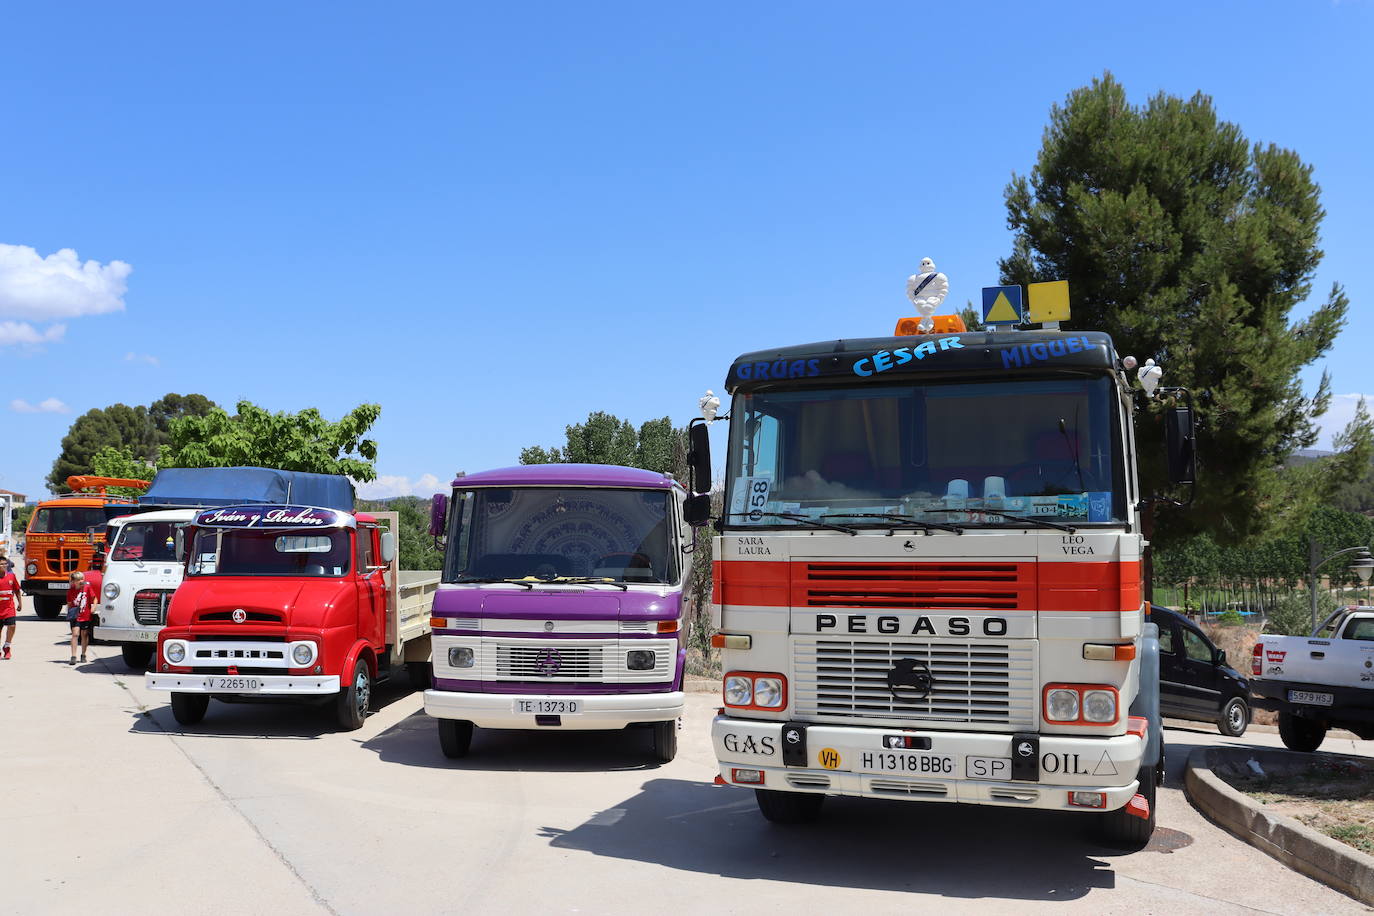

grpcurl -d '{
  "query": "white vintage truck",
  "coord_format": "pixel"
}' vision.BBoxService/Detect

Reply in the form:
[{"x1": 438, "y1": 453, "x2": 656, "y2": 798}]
[{"x1": 1250, "y1": 606, "x2": 1374, "y2": 751}]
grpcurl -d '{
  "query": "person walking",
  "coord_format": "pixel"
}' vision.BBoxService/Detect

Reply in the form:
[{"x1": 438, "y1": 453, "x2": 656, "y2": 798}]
[
  {"x1": 0, "y1": 557, "x2": 18, "y2": 659},
  {"x1": 66, "y1": 570, "x2": 97, "y2": 665}
]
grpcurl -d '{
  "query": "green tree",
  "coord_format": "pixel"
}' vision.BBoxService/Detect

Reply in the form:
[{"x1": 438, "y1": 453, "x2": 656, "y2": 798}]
[
  {"x1": 47, "y1": 393, "x2": 216, "y2": 492},
  {"x1": 1001, "y1": 74, "x2": 1373, "y2": 546},
  {"x1": 163, "y1": 401, "x2": 381, "y2": 481},
  {"x1": 90, "y1": 446, "x2": 158, "y2": 497},
  {"x1": 519, "y1": 411, "x2": 683, "y2": 474}
]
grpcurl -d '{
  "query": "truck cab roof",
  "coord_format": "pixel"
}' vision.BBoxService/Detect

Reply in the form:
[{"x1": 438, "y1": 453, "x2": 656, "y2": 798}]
[{"x1": 453, "y1": 464, "x2": 682, "y2": 491}]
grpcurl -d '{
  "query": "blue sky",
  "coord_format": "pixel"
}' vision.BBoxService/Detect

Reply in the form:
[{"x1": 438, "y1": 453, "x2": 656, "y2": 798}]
[{"x1": 1, "y1": 1, "x2": 1370, "y2": 500}]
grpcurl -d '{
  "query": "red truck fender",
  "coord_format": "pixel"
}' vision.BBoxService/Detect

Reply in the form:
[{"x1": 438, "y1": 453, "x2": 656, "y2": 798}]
[{"x1": 340, "y1": 639, "x2": 376, "y2": 682}]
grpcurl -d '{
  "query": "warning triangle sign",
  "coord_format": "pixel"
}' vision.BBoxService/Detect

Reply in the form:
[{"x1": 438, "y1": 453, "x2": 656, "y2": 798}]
[
  {"x1": 985, "y1": 291, "x2": 1020, "y2": 324},
  {"x1": 1091, "y1": 751, "x2": 1119, "y2": 777}
]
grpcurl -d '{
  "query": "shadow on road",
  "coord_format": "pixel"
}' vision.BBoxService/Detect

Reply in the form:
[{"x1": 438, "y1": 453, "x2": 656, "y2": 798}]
[
  {"x1": 539, "y1": 779, "x2": 1125, "y2": 900},
  {"x1": 360, "y1": 709, "x2": 667, "y2": 772},
  {"x1": 126, "y1": 675, "x2": 420, "y2": 741}
]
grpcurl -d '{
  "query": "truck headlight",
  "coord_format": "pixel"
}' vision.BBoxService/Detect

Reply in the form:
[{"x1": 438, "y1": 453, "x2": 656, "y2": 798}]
[
  {"x1": 626, "y1": 649, "x2": 656, "y2": 671},
  {"x1": 724, "y1": 675, "x2": 753, "y2": 707},
  {"x1": 103, "y1": 582, "x2": 120, "y2": 600},
  {"x1": 448, "y1": 647, "x2": 474, "y2": 668},
  {"x1": 27, "y1": 562, "x2": 37, "y2": 575},
  {"x1": 165, "y1": 641, "x2": 186, "y2": 664},
  {"x1": 1046, "y1": 688, "x2": 1080, "y2": 722},
  {"x1": 1083, "y1": 690, "x2": 1117, "y2": 723},
  {"x1": 291, "y1": 643, "x2": 315, "y2": 666},
  {"x1": 753, "y1": 677, "x2": 785, "y2": 708}
]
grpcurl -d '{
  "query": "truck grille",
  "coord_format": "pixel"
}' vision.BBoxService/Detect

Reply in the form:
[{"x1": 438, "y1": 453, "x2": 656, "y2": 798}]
[
  {"x1": 45, "y1": 548, "x2": 81, "y2": 576},
  {"x1": 497, "y1": 644, "x2": 603, "y2": 680},
  {"x1": 800, "y1": 562, "x2": 1032, "y2": 611},
  {"x1": 133, "y1": 589, "x2": 173, "y2": 625},
  {"x1": 792, "y1": 637, "x2": 1037, "y2": 730}
]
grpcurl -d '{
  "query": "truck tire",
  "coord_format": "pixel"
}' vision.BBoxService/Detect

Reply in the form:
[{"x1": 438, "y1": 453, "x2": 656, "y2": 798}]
[
  {"x1": 33, "y1": 596, "x2": 62, "y2": 620},
  {"x1": 438, "y1": 719, "x2": 473, "y2": 758},
  {"x1": 406, "y1": 661, "x2": 431, "y2": 690},
  {"x1": 651, "y1": 720, "x2": 678, "y2": 762},
  {"x1": 121, "y1": 644, "x2": 154, "y2": 671},
  {"x1": 1218, "y1": 697, "x2": 1249, "y2": 737},
  {"x1": 754, "y1": 788, "x2": 824, "y2": 825},
  {"x1": 170, "y1": 693, "x2": 209, "y2": 726},
  {"x1": 1278, "y1": 712, "x2": 1327, "y2": 752},
  {"x1": 335, "y1": 658, "x2": 372, "y2": 731},
  {"x1": 1096, "y1": 762, "x2": 1156, "y2": 849}
]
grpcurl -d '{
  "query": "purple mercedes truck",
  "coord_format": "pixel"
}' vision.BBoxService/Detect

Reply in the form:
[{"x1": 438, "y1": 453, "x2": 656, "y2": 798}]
[{"x1": 423, "y1": 464, "x2": 690, "y2": 761}]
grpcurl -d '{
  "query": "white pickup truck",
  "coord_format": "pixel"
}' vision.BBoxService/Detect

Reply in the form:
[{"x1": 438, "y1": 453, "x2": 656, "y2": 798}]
[{"x1": 1250, "y1": 606, "x2": 1374, "y2": 752}]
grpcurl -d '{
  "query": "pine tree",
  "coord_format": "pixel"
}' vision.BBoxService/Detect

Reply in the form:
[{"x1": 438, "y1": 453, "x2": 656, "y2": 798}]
[{"x1": 1001, "y1": 74, "x2": 1372, "y2": 545}]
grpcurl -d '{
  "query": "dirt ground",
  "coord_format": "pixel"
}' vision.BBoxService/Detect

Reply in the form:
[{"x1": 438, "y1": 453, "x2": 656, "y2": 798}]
[
  {"x1": 1200, "y1": 623, "x2": 1279, "y2": 725},
  {"x1": 1222, "y1": 756, "x2": 1374, "y2": 856}
]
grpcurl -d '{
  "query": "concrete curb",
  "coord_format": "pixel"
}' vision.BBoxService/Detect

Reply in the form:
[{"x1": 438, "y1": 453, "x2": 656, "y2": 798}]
[{"x1": 1185, "y1": 746, "x2": 1374, "y2": 906}]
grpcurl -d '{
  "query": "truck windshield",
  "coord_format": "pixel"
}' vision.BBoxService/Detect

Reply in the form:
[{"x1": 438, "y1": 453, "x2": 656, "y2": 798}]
[
  {"x1": 725, "y1": 377, "x2": 1127, "y2": 528},
  {"x1": 111, "y1": 520, "x2": 187, "y2": 562},
  {"x1": 30, "y1": 506, "x2": 132, "y2": 534},
  {"x1": 442, "y1": 487, "x2": 676, "y2": 585},
  {"x1": 187, "y1": 528, "x2": 351, "y2": 577}
]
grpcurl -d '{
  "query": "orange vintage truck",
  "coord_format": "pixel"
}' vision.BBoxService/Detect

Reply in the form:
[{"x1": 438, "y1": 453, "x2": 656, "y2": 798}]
[{"x1": 22, "y1": 476, "x2": 149, "y2": 619}]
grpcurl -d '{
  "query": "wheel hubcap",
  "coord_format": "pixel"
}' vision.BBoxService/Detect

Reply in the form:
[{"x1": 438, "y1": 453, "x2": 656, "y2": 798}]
[
  {"x1": 355, "y1": 671, "x2": 370, "y2": 714},
  {"x1": 1229, "y1": 706, "x2": 1242, "y2": 729}
]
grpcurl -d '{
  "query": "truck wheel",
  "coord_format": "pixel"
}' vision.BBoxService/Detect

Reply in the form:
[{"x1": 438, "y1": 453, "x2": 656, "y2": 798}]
[
  {"x1": 33, "y1": 596, "x2": 61, "y2": 620},
  {"x1": 1218, "y1": 697, "x2": 1249, "y2": 737},
  {"x1": 1278, "y1": 712, "x2": 1327, "y2": 752},
  {"x1": 651, "y1": 720, "x2": 678, "y2": 762},
  {"x1": 121, "y1": 644, "x2": 154, "y2": 671},
  {"x1": 1096, "y1": 763, "x2": 1156, "y2": 849},
  {"x1": 335, "y1": 658, "x2": 371, "y2": 731},
  {"x1": 754, "y1": 788, "x2": 824, "y2": 825},
  {"x1": 438, "y1": 719, "x2": 473, "y2": 758},
  {"x1": 170, "y1": 693, "x2": 209, "y2": 726},
  {"x1": 406, "y1": 661, "x2": 431, "y2": 690}
]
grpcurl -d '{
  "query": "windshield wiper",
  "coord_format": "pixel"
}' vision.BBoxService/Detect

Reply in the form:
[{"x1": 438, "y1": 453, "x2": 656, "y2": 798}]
[
  {"x1": 531, "y1": 576, "x2": 630, "y2": 591},
  {"x1": 454, "y1": 576, "x2": 535, "y2": 590},
  {"x1": 821, "y1": 513, "x2": 963, "y2": 534},
  {"x1": 921, "y1": 508, "x2": 1077, "y2": 533},
  {"x1": 727, "y1": 512, "x2": 858, "y2": 535}
]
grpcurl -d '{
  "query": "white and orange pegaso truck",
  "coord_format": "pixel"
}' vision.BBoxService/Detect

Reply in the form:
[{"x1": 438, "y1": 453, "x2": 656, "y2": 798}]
[{"x1": 682, "y1": 320, "x2": 1196, "y2": 847}]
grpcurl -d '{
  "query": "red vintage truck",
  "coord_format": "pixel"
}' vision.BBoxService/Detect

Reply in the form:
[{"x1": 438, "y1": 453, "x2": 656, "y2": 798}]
[{"x1": 145, "y1": 504, "x2": 437, "y2": 730}]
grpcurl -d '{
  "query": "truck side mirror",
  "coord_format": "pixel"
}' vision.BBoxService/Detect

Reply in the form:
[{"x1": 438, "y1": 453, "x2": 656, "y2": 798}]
[
  {"x1": 379, "y1": 531, "x2": 396, "y2": 565},
  {"x1": 1164, "y1": 406, "x2": 1196, "y2": 485},
  {"x1": 174, "y1": 528, "x2": 186, "y2": 562},
  {"x1": 429, "y1": 493, "x2": 448, "y2": 537},
  {"x1": 688, "y1": 422, "x2": 712, "y2": 495},
  {"x1": 684, "y1": 493, "x2": 711, "y2": 528}
]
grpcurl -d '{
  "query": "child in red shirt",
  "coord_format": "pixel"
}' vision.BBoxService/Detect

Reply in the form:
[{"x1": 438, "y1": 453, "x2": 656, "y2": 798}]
[
  {"x1": 67, "y1": 570, "x2": 98, "y2": 665},
  {"x1": 0, "y1": 565, "x2": 19, "y2": 659}
]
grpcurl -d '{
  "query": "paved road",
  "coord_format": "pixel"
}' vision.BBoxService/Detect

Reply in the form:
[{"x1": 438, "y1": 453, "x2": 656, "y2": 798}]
[{"x1": 1, "y1": 616, "x2": 1370, "y2": 916}]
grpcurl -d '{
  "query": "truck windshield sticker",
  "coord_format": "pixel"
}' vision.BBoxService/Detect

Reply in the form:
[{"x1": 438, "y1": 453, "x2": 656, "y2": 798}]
[
  {"x1": 729, "y1": 475, "x2": 772, "y2": 518},
  {"x1": 196, "y1": 506, "x2": 346, "y2": 529},
  {"x1": 852, "y1": 337, "x2": 964, "y2": 377}
]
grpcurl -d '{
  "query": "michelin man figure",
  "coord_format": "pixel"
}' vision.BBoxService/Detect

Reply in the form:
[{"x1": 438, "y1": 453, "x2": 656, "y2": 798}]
[{"x1": 906, "y1": 257, "x2": 949, "y2": 332}]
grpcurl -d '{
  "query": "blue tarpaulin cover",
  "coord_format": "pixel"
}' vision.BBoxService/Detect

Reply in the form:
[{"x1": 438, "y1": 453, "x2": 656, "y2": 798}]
[{"x1": 139, "y1": 467, "x2": 355, "y2": 511}]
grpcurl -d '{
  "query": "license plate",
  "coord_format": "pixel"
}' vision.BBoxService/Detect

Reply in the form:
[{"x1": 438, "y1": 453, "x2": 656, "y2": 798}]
[
  {"x1": 858, "y1": 751, "x2": 955, "y2": 775},
  {"x1": 1288, "y1": 690, "x2": 1333, "y2": 707},
  {"x1": 48, "y1": 582, "x2": 68, "y2": 590},
  {"x1": 514, "y1": 699, "x2": 580, "y2": 715},
  {"x1": 966, "y1": 756, "x2": 1012, "y2": 780},
  {"x1": 204, "y1": 677, "x2": 260, "y2": 691}
]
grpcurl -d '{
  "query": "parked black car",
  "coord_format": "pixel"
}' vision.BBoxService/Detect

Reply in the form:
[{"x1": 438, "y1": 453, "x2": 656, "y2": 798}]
[{"x1": 1152, "y1": 605, "x2": 1251, "y2": 736}]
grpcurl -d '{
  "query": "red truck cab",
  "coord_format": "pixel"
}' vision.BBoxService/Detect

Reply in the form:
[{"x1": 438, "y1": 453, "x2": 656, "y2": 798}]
[{"x1": 146, "y1": 504, "x2": 430, "y2": 730}]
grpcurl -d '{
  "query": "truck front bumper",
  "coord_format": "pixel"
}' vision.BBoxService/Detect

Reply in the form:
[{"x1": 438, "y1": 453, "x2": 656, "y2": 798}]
[
  {"x1": 21, "y1": 580, "x2": 69, "y2": 598},
  {"x1": 94, "y1": 624, "x2": 159, "y2": 643},
  {"x1": 712, "y1": 716, "x2": 1146, "y2": 813},
  {"x1": 146, "y1": 673, "x2": 341, "y2": 695},
  {"x1": 423, "y1": 689, "x2": 685, "y2": 730}
]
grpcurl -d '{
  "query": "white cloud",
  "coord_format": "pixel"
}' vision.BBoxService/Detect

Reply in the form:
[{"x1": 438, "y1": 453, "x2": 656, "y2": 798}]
[
  {"x1": 0, "y1": 321, "x2": 66, "y2": 346},
  {"x1": 1313, "y1": 393, "x2": 1374, "y2": 450},
  {"x1": 124, "y1": 351, "x2": 159, "y2": 366},
  {"x1": 0, "y1": 244, "x2": 131, "y2": 320},
  {"x1": 11, "y1": 397, "x2": 70, "y2": 414},
  {"x1": 355, "y1": 473, "x2": 447, "y2": 500}
]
